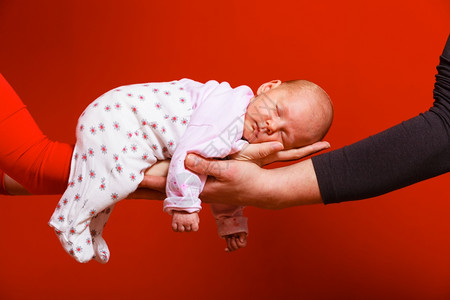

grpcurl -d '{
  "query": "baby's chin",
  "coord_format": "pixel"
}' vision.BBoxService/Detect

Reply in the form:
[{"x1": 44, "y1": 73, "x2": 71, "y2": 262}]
[
  {"x1": 242, "y1": 129, "x2": 251, "y2": 142},
  {"x1": 242, "y1": 132, "x2": 262, "y2": 144}
]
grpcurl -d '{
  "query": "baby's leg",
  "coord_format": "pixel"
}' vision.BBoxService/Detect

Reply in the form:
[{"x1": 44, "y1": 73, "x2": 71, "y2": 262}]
[{"x1": 49, "y1": 95, "x2": 156, "y2": 263}]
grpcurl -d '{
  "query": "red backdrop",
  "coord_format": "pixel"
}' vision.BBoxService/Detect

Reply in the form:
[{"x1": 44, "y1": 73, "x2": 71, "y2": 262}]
[{"x1": 1, "y1": 0, "x2": 449, "y2": 299}]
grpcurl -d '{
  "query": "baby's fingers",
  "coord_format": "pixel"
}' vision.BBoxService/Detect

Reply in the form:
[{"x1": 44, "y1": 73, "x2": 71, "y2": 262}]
[
  {"x1": 172, "y1": 222, "x2": 185, "y2": 232},
  {"x1": 236, "y1": 236, "x2": 247, "y2": 248}
]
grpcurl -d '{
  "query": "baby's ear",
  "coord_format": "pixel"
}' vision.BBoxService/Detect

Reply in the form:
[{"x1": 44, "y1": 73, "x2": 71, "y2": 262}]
[{"x1": 256, "y1": 80, "x2": 282, "y2": 95}]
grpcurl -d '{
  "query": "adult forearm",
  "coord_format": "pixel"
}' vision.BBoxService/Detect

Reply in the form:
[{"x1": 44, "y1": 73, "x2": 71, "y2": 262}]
[{"x1": 258, "y1": 159, "x2": 322, "y2": 209}]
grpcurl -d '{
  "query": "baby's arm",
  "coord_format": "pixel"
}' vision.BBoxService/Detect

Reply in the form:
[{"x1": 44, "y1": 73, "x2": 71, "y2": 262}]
[{"x1": 210, "y1": 203, "x2": 248, "y2": 252}]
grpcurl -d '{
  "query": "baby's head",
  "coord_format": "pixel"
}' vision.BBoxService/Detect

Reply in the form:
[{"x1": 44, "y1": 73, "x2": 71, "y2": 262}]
[{"x1": 243, "y1": 79, "x2": 333, "y2": 149}]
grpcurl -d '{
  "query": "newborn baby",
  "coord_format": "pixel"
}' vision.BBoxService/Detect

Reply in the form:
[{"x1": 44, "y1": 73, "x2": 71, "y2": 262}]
[{"x1": 49, "y1": 78, "x2": 333, "y2": 263}]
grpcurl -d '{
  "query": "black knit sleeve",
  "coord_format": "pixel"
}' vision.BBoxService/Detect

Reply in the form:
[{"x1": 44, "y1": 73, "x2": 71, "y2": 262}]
[{"x1": 311, "y1": 35, "x2": 450, "y2": 204}]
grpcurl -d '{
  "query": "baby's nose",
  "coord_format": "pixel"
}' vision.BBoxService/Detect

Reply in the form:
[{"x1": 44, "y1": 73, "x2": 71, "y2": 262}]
[{"x1": 264, "y1": 120, "x2": 277, "y2": 134}]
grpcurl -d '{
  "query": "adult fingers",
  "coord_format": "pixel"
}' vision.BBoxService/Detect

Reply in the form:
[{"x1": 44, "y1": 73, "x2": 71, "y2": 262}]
[
  {"x1": 231, "y1": 142, "x2": 284, "y2": 165},
  {"x1": 261, "y1": 141, "x2": 330, "y2": 165},
  {"x1": 138, "y1": 175, "x2": 166, "y2": 192},
  {"x1": 185, "y1": 154, "x2": 230, "y2": 179}
]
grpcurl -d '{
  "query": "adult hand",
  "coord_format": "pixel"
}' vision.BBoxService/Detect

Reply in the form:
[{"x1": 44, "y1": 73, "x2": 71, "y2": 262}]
[
  {"x1": 185, "y1": 154, "x2": 323, "y2": 209},
  {"x1": 137, "y1": 141, "x2": 328, "y2": 205},
  {"x1": 137, "y1": 141, "x2": 322, "y2": 195},
  {"x1": 232, "y1": 141, "x2": 330, "y2": 166}
]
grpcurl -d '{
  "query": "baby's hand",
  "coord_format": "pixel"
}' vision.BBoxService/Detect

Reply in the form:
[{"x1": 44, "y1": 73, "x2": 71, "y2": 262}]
[
  {"x1": 224, "y1": 232, "x2": 247, "y2": 252},
  {"x1": 172, "y1": 211, "x2": 199, "y2": 232}
]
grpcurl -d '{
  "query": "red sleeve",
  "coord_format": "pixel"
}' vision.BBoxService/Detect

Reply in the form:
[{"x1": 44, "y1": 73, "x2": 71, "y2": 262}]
[{"x1": 0, "y1": 73, "x2": 74, "y2": 194}]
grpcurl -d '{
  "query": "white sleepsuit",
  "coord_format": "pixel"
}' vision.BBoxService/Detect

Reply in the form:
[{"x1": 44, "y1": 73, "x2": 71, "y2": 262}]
[{"x1": 49, "y1": 79, "x2": 253, "y2": 263}]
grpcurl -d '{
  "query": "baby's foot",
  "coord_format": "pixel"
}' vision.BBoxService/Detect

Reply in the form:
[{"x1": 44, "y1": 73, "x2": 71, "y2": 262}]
[
  {"x1": 89, "y1": 206, "x2": 114, "y2": 263},
  {"x1": 53, "y1": 221, "x2": 96, "y2": 263},
  {"x1": 171, "y1": 211, "x2": 199, "y2": 232}
]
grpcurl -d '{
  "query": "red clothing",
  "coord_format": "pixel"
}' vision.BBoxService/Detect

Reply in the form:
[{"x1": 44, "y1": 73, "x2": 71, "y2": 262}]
[{"x1": 0, "y1": 73, "x2": 73, "y2": 194}]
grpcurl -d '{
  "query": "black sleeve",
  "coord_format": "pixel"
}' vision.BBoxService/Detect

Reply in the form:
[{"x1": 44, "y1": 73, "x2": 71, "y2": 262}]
[{"x1": 311, "y1": 35, "x2": 450, "y2": 204}]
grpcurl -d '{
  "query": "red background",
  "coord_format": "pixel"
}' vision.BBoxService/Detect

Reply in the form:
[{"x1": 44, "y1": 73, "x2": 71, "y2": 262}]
[{"x1": 1, "y1": 0, "x2": 450, "y2": 299}]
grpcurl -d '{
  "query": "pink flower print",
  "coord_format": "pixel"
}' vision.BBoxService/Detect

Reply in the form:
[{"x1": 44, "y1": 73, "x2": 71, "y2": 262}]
[
  {"x1": 111, "y1": 193, "x2": 119, "y2": 201},
  {"x1": 134, "y1": 131, "x2": 139, "y2": 136},
  {"x1": 69, "y1": 249, "x2": 74, "y2": 256},
  {"x1": 171, "y1": 116, "x2": 178, "y2": 123},
  {"x1": 164, "y1": 114, "x2": 169, "y2": 119},
  {"x1": 179, "y1": 97, "x2": 186, "y2": 104},
  {"x1": 93, "y1": 102, "x2": 99, "y2": 107},
  {"x1": 155, "y1": 103, "x2": 162, "y2": 110},
  {"x1": 89, "y1": 170, "x2": 96, "y2": 178},
  {"x1": 82, "y1": 153, "x2": 88, "y2": 161},
  {"x1": 69, "y1": 227, "x2": 76, "y2": 235},
  {"x1": 142, "y1": 84, "x2": 149, "y2": 87},
  {"x1": 90, "y1": 127, "x2": 96, "y2": 135},
  {"x1": 63, "y1": 198, "x2": 68, "y2": 205},
  {"x1": 142, "y1": 153, "x2": 149, "y2": 160},
  {"x1": 161, "y1": 127, "x2": 166, "y2": 134},
  {"x1": 152, "y1": 88, "x2": 159, "y2": 93},
  {"x1": 115, "y1": 88, "x2": 121, "y2": 92},
  {"x1": 98, "y1": 123, "x2": 105, "y2": 131},
  {"x1": 162, "y1": 146, "x2": 168, "y2": 153},
  {"x1": 151, "y1": 122, "x2": 158, "y2": 129},
  {"x1": 151, "y1": 144, "x2": 158, "y2": 151},
  {"x1": 113, "y1": 122, "x2": 120, "y2": 130},
  {"x1": 69, "y1": 181, "x2": 75, "y2": 188},
  {"x1": 88, "y1": 148, "x2": 94, "y2": 156},
  {"x1": 127, "y1": 93, "x2": 133, "y2": 97},
  {"x1": 122, "y1": 146, "x2": 127, "y2": 153},
  {"x1": 77, "y1": 175, "x2": 83, "y2": 183},
  {"x1": 131, "y1": 144, "x2": 137, "y2": 152},
  {"x1": 58, "y1": 215, "x2": 65, "y2": 222},
  {"x1": 86, "y1": 238, "x2": 91, "y2": 245},
  {"x1": 130, "y1": 173, "x2": 136, "y2": 181},
  {"x1": 105, "y1": 105, "x2": 111, "y2": 112},
  {"x1": 170, "y1": 81, "x2": 176, "y2": 85},
  {"x1": 142, "y1": 133, "x2": 149, "y2": 140},
  {"x1": 56, "y1": 203, "x2": 61, "y2": 209},
  {"x1": 181, "y1": 118, "x2": 188, "y2": 126},
  {"x1": 164, "y1": 90, "x2": 170, "y2": 96},
  {"x1": 131, "y1": 106, "x2": 138, "y2": 114},
  {"x1": 99, "y1": 182, "x2": 106, "y2": 190},
  {"x1": 141, "y1": 119, "x2": 148, "y2": 126},
  {"x1": 75, "y1": 246, "x2": 82, "y2": 253},
  {"x1": 74, "y1": 194, "x2": 81, "y2": 201},
  {"x1": 114, "y1": 103, "x2": 121, "y2": 110},
  {"x1": 127, "y1": 131, "x2": 133, "y2": 138},
  {"x1": 99, "y1": 251, "x2": 108, "y2": 262},
  {"x1": 113, "y1": 154, "x2": 119, "y2": 162},
  {"x1": 179, "y1": 87, "x2": 184, "y2": 91},
  {"x1": 116, "y1": 164, "x2": 123, "y2": 173},
  {"x1": 79, "y1": 124, "x2": 84, "y2": 131},
  {"x1": 89, "y1": 209, "x2": 96, "y2": 216},
  {"x1": 74, "y1": 153, "x2": 78, "y2": 160},
  {"x1": 55, "y1": 229, "x2": 62, "y2": 235},
  {"x1": 101, "y1": 144, "x2": 107, "y2": 154},
  {"x1": 138, "y1": 95, "x2": 145, "y2": 101},
  {"x1": 168, "y1": 140, "x2": 175, "y2": 148}
]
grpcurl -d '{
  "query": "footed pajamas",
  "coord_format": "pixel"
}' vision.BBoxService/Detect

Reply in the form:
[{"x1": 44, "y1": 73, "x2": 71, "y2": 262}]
[{"x1": 49, "y1": 79, "x2": 253, "y2": 263}]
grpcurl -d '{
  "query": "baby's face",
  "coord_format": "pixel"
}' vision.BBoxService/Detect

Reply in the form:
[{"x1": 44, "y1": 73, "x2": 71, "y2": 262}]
[{"x1": 243, "y1": 86, "x2": 316, "y2": 149}]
